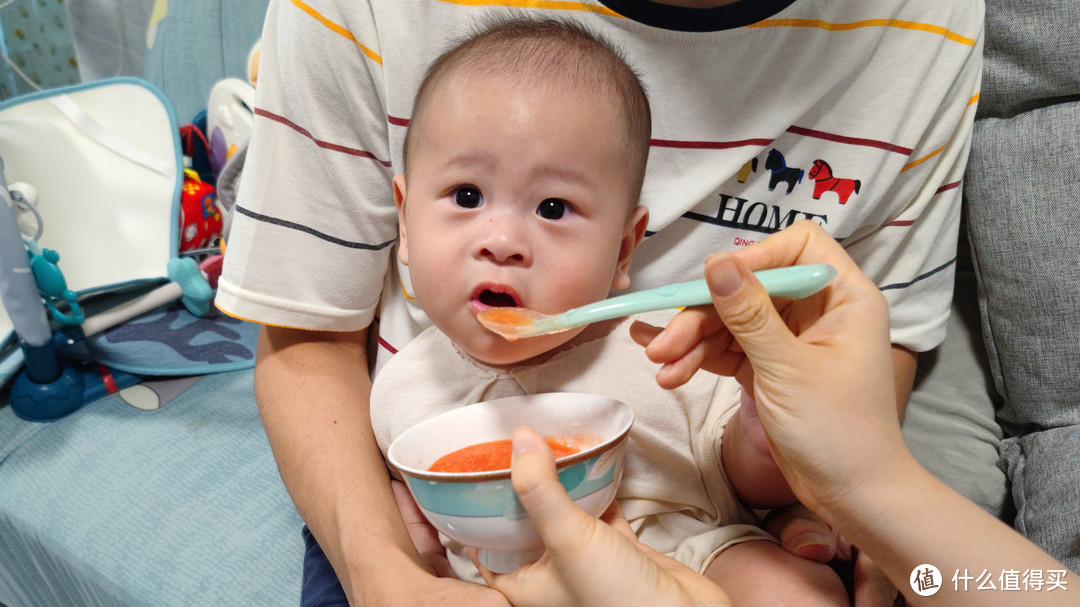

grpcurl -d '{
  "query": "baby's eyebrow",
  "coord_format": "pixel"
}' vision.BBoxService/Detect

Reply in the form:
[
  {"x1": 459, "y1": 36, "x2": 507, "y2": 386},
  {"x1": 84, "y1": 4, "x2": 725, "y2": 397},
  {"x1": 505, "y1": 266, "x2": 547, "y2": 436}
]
[
  {"x1": 439, "y1": 153, "x2": 597, "y2": 193},
  {"x1": 530, "y1": 164, "x2": 595, "y2": 191},
  {"x1": 442, "y1": 152, "x2": 496, "y2": 172}
]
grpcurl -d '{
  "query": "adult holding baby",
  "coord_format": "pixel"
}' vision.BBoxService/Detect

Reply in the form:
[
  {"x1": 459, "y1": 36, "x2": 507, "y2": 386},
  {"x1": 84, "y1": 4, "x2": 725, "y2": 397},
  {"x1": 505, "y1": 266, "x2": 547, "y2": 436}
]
[
  {"x1": 480, "y1": 222, "x2": 1071, "y2": 607},
  {"x1": 218, "y1": 0, "x2": 983, "y2": 605}
]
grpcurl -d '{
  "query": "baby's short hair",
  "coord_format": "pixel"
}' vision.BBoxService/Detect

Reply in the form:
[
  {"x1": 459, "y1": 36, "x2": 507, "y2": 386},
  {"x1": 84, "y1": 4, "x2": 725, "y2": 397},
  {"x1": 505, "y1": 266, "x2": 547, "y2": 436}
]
[{"x1": 404, "y1": 17, "x2": 652, "y2": 203}]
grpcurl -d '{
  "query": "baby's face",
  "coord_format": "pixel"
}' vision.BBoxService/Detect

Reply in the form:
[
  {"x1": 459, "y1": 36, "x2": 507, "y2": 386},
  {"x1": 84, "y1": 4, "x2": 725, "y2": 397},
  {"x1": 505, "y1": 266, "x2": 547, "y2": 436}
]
[{"x1": 396, "y1": 72, "x2": 644, "y2": 366}]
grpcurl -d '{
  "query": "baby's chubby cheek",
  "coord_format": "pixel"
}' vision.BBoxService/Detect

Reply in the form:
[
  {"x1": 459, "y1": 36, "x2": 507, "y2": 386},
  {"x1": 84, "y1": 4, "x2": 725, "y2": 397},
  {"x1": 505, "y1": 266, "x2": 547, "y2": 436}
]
[{"x1": 541, "y1": 275, "x2": 611, "y2": 314}]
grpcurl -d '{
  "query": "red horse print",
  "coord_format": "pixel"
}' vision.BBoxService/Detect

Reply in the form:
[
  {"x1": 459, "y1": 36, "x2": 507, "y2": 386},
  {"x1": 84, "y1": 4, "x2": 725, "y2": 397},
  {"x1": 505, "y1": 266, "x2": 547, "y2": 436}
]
[
  {"x1": 765, "y1": 149, "x2": 804, "y2": 194},
  {"x1": 809, "y1": 159, "x2": 861, "y2": 204},
  {"x1": 736, "y1": 157, "x2": 758, "y2": 183}
]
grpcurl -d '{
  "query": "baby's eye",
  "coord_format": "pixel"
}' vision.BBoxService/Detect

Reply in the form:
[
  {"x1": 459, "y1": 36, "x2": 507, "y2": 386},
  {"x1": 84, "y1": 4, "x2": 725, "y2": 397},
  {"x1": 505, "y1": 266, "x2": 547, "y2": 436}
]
[
  {"x1": 453, "y1": 186, "x2": 483, "y2": 209},
  {"x1": 537, "y1": 198, "x2": 568, "y2": 220}
]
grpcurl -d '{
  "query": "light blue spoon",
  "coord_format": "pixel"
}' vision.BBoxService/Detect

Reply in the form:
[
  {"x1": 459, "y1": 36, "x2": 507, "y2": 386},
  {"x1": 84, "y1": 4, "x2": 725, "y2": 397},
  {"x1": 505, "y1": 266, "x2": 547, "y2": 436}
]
[{"x1": 477, "y1": 264, "x2": 837, "y2": 340}]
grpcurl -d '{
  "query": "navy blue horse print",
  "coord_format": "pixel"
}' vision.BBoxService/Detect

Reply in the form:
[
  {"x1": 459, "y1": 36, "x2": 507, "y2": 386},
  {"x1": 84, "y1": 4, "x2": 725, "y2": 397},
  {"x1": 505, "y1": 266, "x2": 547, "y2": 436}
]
[{"x1": 765, "y1": 149, "x2": 804, "y2": 195}]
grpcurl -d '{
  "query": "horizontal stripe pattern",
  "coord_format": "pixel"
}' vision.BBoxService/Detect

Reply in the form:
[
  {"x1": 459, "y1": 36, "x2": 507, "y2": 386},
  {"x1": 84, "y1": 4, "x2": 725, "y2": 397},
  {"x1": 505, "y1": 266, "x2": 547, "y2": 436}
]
[
  {"x1": 256, "y1": 108, "x2": 392, "y2": 166},
  {"x1": 379, "y1": 336, "x2": 399, "y2": 354},
  {"x1": 289, "y1": 0, "x2": 382, "y2": 64},
  {"x1": 901, "y1": 145, "x2": 945, "y2": 172},
  {"x1": 650, "y1": 137, "x2": 773, "y2": 150},
  {"x1": 879, "y1": 257, "x2": 956, "y2": 291},
  {"x1": 935, "y1": 180, "x2": 962, "y2": 195},
  {"x1": 433, "y1": 0, "x2": 975, "y2": 48},
  {"x1": 748, "y1": 18, "x2": 976, "y2": 46},
  {"x1": 786, "y1": 125, "x2": 912, "y2": 155},
  {"x1": 887, "y1": 181, "x2": 962, "y2": 226},
  {"x1": 649, "y1": 126, "x2": 909, "y2": 154},
  {"x1": 390, "y1": 120, "x2": 908, "y2": 155},
  {"x1": 900, "y1": 96, "x2": 979, "y2": 172},
  {"x1": 234, "y1": 206, "x2": 397, "y2": 250}
]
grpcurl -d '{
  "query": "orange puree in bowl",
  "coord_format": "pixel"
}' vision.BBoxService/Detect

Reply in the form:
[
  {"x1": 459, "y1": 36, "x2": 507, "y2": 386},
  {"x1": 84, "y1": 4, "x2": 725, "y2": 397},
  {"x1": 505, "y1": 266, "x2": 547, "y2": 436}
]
[{"x1": 429, "y1": 437, "x2": 580, "y2": 473}]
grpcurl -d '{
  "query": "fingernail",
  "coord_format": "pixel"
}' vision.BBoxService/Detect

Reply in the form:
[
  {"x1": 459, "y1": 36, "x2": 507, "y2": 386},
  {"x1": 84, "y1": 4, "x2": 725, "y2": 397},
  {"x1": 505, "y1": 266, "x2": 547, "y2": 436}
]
[
  {"x1": 513, "y1": 428, "x2": 540, "y2": 455},
  {"x1": 708, "y1": 257, "x2": 743, "y2": 297},
  {"x1": 794, "y1": 542, "x2": 836, "y2": 563},
  {"x1": 649, "y1": 329, "x2": 668, "y2": 349},
  {"x1": 792, "y1": 532, "x2": 834, "y2": 554}
]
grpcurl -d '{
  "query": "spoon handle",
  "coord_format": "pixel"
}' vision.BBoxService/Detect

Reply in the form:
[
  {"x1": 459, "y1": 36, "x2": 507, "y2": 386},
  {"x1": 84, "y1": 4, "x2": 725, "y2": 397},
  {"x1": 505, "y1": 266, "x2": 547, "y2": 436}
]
[{"x1": 555, "y1": 264, "x2": 837, "y2": 330}]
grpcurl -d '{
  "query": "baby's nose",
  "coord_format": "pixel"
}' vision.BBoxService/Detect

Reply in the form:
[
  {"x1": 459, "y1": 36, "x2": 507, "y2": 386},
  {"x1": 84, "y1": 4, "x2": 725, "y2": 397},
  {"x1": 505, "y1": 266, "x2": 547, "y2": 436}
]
[{"x1": 476, "y1": 216, "x2": 530, "y2": 265}]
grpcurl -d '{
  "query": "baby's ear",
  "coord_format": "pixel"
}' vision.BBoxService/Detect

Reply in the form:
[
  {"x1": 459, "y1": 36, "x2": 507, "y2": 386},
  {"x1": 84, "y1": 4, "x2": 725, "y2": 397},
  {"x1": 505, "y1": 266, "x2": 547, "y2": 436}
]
[
  {"x1": 394, "y1": 174, "x2": 409, "y2": 266},
  {"x1": 612, "y1": 206, "x2": 649, "y2": 290}
]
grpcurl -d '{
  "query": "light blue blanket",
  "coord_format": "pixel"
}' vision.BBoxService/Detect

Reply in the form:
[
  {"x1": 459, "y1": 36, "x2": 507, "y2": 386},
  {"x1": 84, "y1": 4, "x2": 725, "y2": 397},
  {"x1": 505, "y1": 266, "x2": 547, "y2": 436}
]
[{"x1": 0, "y1": 370, "x2": 303, "y2": 607}]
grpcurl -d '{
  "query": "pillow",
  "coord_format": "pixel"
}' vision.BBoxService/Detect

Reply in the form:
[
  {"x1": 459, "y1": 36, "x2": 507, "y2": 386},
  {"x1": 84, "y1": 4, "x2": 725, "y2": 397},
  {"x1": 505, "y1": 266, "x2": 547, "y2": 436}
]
[
  {"x1": 999, "y1": 427, "x2": 1080, "y2": 568},
  {"x1": 964, "y1": 0, "x2": 1080, "y2": 572},
  {"x1": 976, "y1": 1, "x2": 1080, "y2": 120},
  {"x1": 966, "y1": 100, "x2": 1080, "y2": 431}
]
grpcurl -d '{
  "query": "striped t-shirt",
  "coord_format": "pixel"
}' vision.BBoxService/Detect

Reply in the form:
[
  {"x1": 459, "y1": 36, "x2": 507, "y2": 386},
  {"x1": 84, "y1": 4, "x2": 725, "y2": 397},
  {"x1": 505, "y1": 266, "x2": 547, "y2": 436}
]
[{"x1": 218, "y1": 0, "x2": 984, "y2": 375}]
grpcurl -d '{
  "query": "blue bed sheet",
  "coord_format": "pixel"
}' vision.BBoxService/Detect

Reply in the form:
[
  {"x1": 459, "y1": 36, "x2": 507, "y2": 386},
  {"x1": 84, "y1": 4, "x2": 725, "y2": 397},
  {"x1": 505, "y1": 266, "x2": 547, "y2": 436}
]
[{"x1": 0, "y1": 370, "x2": 303, "y2": 607}]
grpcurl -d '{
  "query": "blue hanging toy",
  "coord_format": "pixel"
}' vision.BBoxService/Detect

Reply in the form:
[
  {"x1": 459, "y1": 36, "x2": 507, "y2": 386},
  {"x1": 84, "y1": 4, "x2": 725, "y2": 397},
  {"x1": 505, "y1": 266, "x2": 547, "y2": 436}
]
[{"x1": 25, "y1": 240, "x2": 85, "y2": 326}]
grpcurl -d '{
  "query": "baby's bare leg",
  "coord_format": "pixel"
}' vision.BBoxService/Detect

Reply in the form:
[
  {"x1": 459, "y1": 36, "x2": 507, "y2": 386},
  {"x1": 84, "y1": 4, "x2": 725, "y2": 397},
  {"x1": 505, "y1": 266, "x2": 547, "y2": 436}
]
[{"x1": 705, "y1": 540, "x2": 849, "y2": 606}]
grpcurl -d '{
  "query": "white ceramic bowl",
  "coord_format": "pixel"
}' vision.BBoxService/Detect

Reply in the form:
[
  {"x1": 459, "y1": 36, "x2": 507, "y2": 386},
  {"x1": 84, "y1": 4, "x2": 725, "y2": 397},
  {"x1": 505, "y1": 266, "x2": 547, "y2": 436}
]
[{"x1": 387, "y1": 392, "x2": 634, "y2": 573}]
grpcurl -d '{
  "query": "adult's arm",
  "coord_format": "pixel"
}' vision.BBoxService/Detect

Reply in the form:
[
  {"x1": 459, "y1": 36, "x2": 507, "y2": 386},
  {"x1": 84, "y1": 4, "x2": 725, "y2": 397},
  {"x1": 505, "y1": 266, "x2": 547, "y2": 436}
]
[
  {"x1": 219, "y1": 0, "x2": 510, "y2": 600},
  {"x1": 892, "y1": 346, "x2": 916, "y2": 419},
  {"x1": 255, "y1": 326, "x2": 508, "y2": 606},
  {"x1": 663, "y1": 223, "x2": 1071, "y2": 605}
]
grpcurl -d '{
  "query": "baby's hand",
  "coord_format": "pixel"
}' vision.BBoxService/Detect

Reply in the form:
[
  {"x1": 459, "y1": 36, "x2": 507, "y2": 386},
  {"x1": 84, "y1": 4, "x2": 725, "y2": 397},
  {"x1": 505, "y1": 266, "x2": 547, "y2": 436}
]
[
  {"x1": 391, "y1": 480, "x2": 455, "y2": 578},
  {"x1": 629, "y1": 305, "x2": 736, "y2": 390}
]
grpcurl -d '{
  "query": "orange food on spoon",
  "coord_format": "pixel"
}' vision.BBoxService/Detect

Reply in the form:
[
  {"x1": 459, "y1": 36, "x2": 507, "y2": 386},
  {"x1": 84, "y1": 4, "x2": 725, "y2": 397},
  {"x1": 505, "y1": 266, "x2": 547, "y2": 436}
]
[{"x1": 480, "y1": 308, "x2": 531, "y2": 326}]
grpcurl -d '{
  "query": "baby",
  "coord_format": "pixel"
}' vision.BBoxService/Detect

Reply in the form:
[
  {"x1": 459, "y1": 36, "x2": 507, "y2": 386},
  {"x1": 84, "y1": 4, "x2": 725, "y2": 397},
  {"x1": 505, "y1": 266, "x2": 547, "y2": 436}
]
[{"x1": 371, "y1": 18, "x2": 849, "y2": 606}]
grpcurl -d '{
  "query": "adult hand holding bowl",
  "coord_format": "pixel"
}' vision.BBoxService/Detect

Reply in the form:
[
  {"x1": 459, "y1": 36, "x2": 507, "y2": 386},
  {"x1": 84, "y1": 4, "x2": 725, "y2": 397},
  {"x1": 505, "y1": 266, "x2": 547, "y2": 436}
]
[
  {"x1": 474, "y1": 426, "x2": 734, "y2": 607},
  {"x1": 386, "y1": 393, "x2": 634, "y2": 573}
]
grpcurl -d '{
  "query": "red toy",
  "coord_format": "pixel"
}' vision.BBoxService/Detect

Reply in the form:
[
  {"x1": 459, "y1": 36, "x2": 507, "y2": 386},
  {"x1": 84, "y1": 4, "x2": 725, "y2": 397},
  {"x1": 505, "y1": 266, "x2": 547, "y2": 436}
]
[{"x1": 178, "y1": 169, "x2": 222, "y2": 251}]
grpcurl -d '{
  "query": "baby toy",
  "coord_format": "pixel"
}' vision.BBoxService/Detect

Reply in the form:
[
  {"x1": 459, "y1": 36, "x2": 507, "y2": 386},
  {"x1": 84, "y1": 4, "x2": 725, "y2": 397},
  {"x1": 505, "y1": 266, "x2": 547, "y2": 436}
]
[
  {"x1": 2, "y1": 167, "x2": 215, "y2": 422},
  {"x1": 206, "y1": 78, "x2": 255, "y2": 179},
  {"x1": 179, "y1": 169, "x2": 222, "y2": 252},
  {"x1": 25, "y1": 241, "x2": 85, "y2": 327}
]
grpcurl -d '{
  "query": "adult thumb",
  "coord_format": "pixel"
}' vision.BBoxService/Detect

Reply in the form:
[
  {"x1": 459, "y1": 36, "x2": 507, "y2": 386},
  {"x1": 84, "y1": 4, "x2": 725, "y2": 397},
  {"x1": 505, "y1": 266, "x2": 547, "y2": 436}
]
[
  {"x1": 704, "y1": 254, "x2": 796, "y2": 361},
  {"x1": 510, "y1": 426, "x2": 595, "y2": 555}
]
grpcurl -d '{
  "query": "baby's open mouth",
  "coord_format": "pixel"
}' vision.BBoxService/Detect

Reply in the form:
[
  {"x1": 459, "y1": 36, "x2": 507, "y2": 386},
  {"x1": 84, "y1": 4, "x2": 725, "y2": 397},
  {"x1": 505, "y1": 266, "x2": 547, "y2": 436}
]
[
  {"x1": 472, "y1": 284, "x2": 523, "y2": 309},
  {"x1": 479, "y1": 290, "x2": 518, "y2": 307}
]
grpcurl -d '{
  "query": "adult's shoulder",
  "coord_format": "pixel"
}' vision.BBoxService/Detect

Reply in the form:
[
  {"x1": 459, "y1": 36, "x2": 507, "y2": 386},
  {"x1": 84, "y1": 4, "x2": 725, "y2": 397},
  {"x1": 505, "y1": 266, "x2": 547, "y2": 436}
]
[
  {"x1": 814, "y1": 0, "x2": 983, "y2": 34},
  {"x1": 892, "y1": 0, "x2": 984, "y2": 31}
]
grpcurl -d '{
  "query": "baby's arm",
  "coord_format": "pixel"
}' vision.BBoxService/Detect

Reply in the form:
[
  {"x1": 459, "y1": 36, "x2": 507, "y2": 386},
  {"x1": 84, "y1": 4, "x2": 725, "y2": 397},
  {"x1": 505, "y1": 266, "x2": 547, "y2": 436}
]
[
  {"x1": 722, "y1": 393, "x2": 797, "y2": 508},
  {"x1": 724, "y1": 345, "x2": 916, "y2": 509}
]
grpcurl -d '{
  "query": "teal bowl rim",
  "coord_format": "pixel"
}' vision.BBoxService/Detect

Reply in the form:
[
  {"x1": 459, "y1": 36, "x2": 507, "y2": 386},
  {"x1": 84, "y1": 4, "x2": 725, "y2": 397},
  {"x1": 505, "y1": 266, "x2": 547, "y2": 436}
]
[{"x1": 392, "y1": 423, "x2": 632, "y2": 484}]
